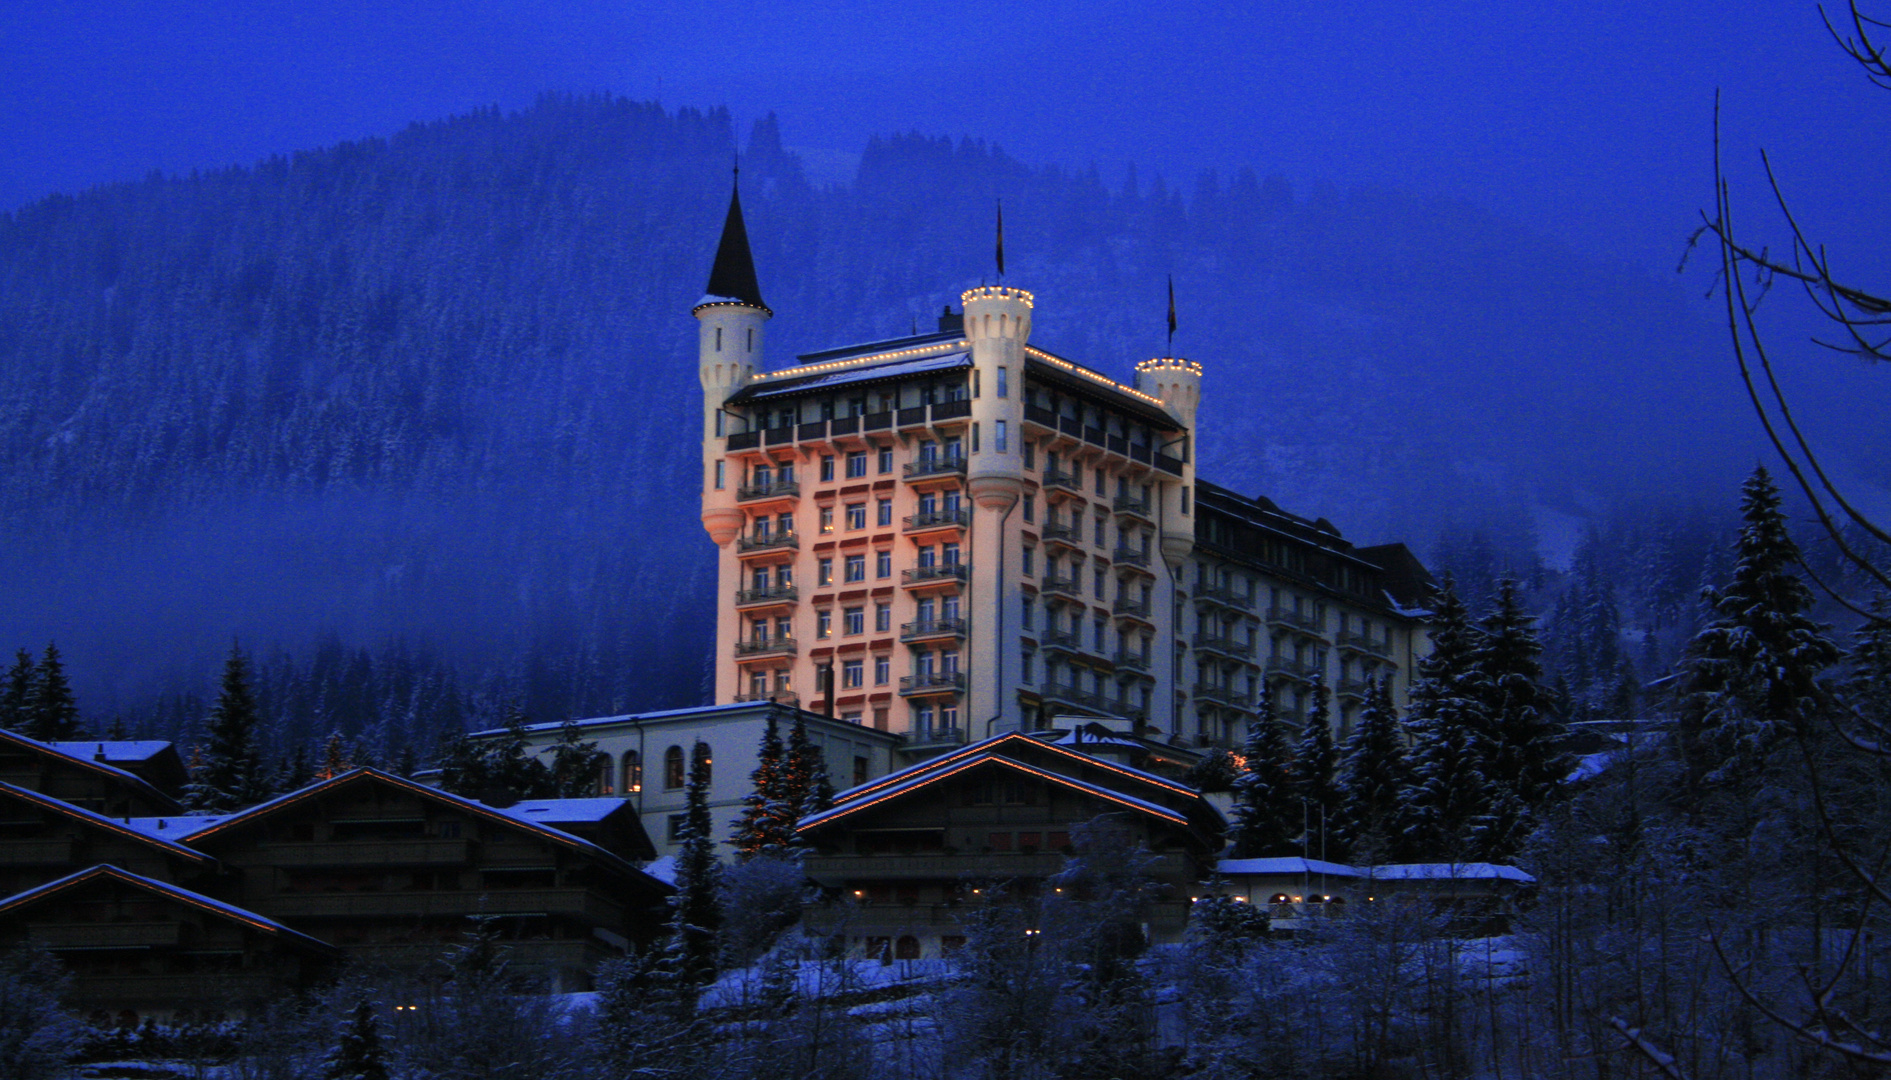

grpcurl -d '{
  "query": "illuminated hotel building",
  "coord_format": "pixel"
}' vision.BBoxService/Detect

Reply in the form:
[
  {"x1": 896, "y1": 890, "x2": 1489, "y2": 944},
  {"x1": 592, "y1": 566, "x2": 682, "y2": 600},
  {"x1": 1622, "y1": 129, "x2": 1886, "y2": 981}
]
[{"x1": 695, "y1": 184, "x2": 1432, "y2": 756}]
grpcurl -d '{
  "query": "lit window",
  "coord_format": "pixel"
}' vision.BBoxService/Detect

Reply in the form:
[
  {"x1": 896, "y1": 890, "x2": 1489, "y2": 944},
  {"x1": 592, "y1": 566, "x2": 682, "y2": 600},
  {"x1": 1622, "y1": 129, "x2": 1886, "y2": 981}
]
[
  {"x1": 817, "y1": 610, "x2": 833, "y2": 638},
  {"x1": 820, "y1": 507, "x2": 835, "y2": 534},
  {"x1": 818, "y1": 558, "x2": 833, "y2": 585}
]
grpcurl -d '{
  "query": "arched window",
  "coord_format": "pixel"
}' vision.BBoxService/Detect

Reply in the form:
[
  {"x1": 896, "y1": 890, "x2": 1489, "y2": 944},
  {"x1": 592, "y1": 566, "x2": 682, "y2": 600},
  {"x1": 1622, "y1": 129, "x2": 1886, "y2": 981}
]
[
  {"x1": 700, "y1": 746, "x2": 712, "y2": 784},
  {"x1": 664, "y1": 746, "x2": 685, "y2": 790},
  {"x1": 895, "y1": 935, "x2": 921, "y2": 960},
  {"x1": 598, "y1": 755, "x2": 614, "y2": 795},
  {"x1": 623, "y1": 751, "x2": 642, "y2": 794}
]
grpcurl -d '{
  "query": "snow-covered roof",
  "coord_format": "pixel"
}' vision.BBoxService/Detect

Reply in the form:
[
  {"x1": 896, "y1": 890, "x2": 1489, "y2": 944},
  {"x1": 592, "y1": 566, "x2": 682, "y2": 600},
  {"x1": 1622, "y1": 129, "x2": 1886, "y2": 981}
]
[
  {"x1": 1365, "y1": 863, "x2": 1536, "y2": 884},
  {"x1": 0, "y1": 782, "x2": 213, "y2": 864},
  {"x1": 500, "y1": 798, "x2": 630, "y2": 824},
  {"x1": 0, "y1": 729, "x2": 181, "y2": 811},
  {"x1": 1217, "y1": 857, "x2": 1362, "y2": 878},
  {"x1": 736, "y1": 350, "x2": 971, "y2": 403},
  {"x1": 127, "y1": 815, "x2": 226, "y2": 841},
  {"x1": 830, "y1": 730, "x2": 1198, "y2": 807},
  {"x1": 802, "y1": 751, "x2": 1190, "y2": 832},
  {"x1": 0, "y1": 864, "x2": 338, "y2": 954},
  {"x1": 49, "y1": 740, "x2": 174, "y2": 762}
]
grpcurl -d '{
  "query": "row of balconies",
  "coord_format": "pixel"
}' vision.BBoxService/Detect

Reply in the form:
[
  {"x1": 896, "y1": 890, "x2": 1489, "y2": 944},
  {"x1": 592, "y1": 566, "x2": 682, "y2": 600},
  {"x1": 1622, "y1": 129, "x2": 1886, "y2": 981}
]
[
  {"x1": 1020, "y1": 403, "x2": 1186, "y2": 476},
  {"x1": 725, "y1": 400, "x2": 975, "y2": 453}
]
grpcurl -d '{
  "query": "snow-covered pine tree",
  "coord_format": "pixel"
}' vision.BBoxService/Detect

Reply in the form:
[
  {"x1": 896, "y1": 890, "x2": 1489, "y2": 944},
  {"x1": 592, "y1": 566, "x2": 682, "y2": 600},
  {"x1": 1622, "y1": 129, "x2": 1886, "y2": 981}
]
[
  {"x1": 319, "y1": 730, "x2": 350, "y2": 780},
  {"x1": 24, "y1": 643, "x2": 79, "y2": 741},
  {"x1": 1395, "y1": 578, "x2": 1499, "y2": 862},
  {"x1": 0, "y1": 650, "x2": 32, "y2": 733},
  {"x1": 1675, "y1": 466, "x2": 1840, "y2": 790},
  {"x1": 436, "y1": 708, "x2": 553, "y2": 804},
  {"x1": 729, "y1": 712, "x2": 792, "y2": 858},
  {"x1": 546, "y1": 718, "x2": 607, "y2": 797},
  {"x1": 319, "y1": 1000, "x2": 389, "y2": 1080},
  {"x1": 1293, "y1": 674, "x2": 1339, "y2": 830},
  {"x1": 782, "y1": 711, "x2": 834, "y2": 838},
  {"x1": 1844, "y1": 595, "x2": 1891, "y2": 731},
  {"x1": 1476, "y1": 577, "x2": 1567, "y2": 809},
  {"x1": 652, "y1": 740, "x2": 720, "y2": 1010},
  {"x1": 1335, "y1": 677, "x2": 1408, "y2": 863},
  {"x1": 1229, "y1": 681, "x2": 1300, "y2": 858},
  {"x1": 1547, "y1": 531, "x2": 1631, "y2": 723},
  {"x1": 184, "y1": 644, "x2": 271, "y2": 813}
]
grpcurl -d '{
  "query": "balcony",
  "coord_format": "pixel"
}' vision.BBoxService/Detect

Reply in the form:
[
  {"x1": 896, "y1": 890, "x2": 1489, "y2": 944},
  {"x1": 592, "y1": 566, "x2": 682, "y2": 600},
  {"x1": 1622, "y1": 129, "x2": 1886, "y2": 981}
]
[
  {"x1": 1111, "y1": 546, "x2": 1152, "y2": 569},
  {"x1": 249, "y1": 839, "x2": 473, "y2": 868},
  {"x1": 1038, "y1": 574, "x2": 1081, "y2": 598},
  {"x1": 0, "y1": 839, "x2": 73, "y2": 864},
  {"x1": 1039, "y1": 522, "x2": 1082, "y2": 548},
  {"x1": 1193, "y1": 633, "x2": 1256, "y2": 660},
  {"x1": 735, "y1": 637, "x2": 798, "y2": 658},
  {"x1": 1336, "y1": 630, "x2": 1392, "y2": 658},
  {"x1": 1266, "y1": 606, "x2": 1323, "y2": 634},
  {"x1": 734, "y1": 585, "x2": 798, "y2": 608},
  {"x1": 904, "y1": 508, "x2": 969, "y2": 533},
  {"x1": 1112, "y1": 650, "x2": 1152, "y2": 673},
  {"x1": 899, "y1": 672, "x2": 967, "y2": 696},
  {"x1": 904, "y1": 726, "x2": 967, "y2": 752},
  {"x1": 900, "y1": 618, "x2": 967, "y2": 643},
  {"x1": 1039, "y1": 682, "x2": 1123, "y2": 716},
  {"x1": 734, "y1": 689, "x2": 799, "y2": 707},
  {"x1": 737, "y1": 531, "x2": 799, "y2": 554},
  {"x1": 1112, "y1": 493, "x2": 1152, "y2": 519},
  {"x1": 1193, "y1": 582, "x2": 1254, "y2": 610},
  {"x1": 930, "y1": 398, "x2": 973, "y2": 421},
  {"x1": 1191, "y1": 683, "x2": 1249, "y2": 706},
  {"x1": 1038, "y1": 627, "x2": 1081, "y2": 652},
  {"x1": 904, "y1": 456, "x2": 967, "y2": 480},
  {"x1": 737, "y1": 480, "x2": 800, "y2": 503},
  {"x1": 1040, "y1": 468, "x2": 1082, "y2": 495},
  {"x1": 1265, "y1": 656, "x2": 1320, "y2": 682},
  {"x1": 33, "y1": 921, "x2": 180, "y2": 949},
  {"x1": 1335, "y1": 678, "x2": 1374, "y2": 700},
  {"x1": 902, "y1": 564, "x2": 968, "y2": 588},
  {"x1": 263, "y1": 887, "x2": 624, "y2": 925},
  {"x1": 1111, "y1": 596, "x2": 1152, "y2": 620}
]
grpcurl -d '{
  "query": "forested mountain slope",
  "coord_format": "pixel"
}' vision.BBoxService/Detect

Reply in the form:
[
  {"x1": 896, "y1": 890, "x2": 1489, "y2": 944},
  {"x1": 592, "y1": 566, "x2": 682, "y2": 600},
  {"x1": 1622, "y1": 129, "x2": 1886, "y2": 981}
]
[{"x1": 0, "y1": 96, "x2": 1822, "y2": 748}]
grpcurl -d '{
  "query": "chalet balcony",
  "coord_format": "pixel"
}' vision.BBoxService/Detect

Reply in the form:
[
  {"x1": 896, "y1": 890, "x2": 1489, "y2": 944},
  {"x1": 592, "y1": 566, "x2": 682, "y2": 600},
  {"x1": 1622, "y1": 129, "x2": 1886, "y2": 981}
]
[
  {"x1": 904, "y1": 508, "x2": 969, "y2": 533},
  {"x1": 249, "y1": 839, "x2": 473, "y2": 868},
  {"x1": 901, "y1": 564, "x2": 968, "y2": 588},
  {"x1": 1110, "y1": 546, "x2": 1152, "y2": 569},
  {"x1": 1193, "y1": 633, "x2": 1256, "y2": 660},
  {"x1": 804, "y1": 853, "x2": 1069, "y2": 881},
  {"x1": 1111, "y1": 493, "x2": 1152, "y2": 519},
  {"x1": 735, "y1": 637, "x2": 798, "y2": 658},
  {"x1": 1038, "y1": 574, "x2": 1081, "y2": 598},
  {"x1": 1266, "y1": 606, "x2": 1323, "y2": 634},
  {"x1": 1194, "y1": 582, "x2": 1254, "y2": 610},
  {"x1": 734, "y1": 689, "x2": 799, "y2": 707},
  {"x1": 737, "y1": 531, "x2": 799, "y2": 554},
  {"x1": 1336, "y1": 630, "x2": 1392, "y2": 657},
  {"x1": 900, "y1": 618, "x2": 967, "y2": 643},
  {"x1": 736, "y1": 480, "x2": 800, "y2": 503},
  {"x1": 899, "y1": 672, "x2": 967, "y2": 696},
  {"x1": 34, "y1": 921, "x2": 179, "y2": 949},
  {"x1": 904, "y1": 456, "x2": 967, "y2": 480},
  {"x1": 0, "y1": 839, "x2": 74, "y2": 864},
  {"x1": 263, "y1": 887, "x2": 624, "y2": 925},
  {"x1": 734, "y1": 585, "x2": 798, "y2": 608}
]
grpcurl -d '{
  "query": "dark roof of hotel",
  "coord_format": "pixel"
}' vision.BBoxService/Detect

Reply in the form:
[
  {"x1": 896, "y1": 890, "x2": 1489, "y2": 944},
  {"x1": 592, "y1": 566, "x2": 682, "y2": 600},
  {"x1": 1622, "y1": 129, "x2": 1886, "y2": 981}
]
[
  {"x1": 699, "y1": 182, "x2": 767, "y2": 312},
  {"x1": 729, "y1": 350, "x2": 972, "y2": 404},
  {"x1": 1023, "y1": 347, "x2": 1182, "y2": 430}
]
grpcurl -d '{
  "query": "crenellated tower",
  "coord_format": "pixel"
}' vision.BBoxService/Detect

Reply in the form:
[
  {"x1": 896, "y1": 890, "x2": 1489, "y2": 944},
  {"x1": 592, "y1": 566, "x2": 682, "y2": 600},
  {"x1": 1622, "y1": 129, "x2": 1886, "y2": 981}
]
[
  {"x1": 1134, "y1": 357, "x2": 1201, "y2": 565},
  {"x1": 962, "y1": 285, "x2": 1033, "y2": 732}
]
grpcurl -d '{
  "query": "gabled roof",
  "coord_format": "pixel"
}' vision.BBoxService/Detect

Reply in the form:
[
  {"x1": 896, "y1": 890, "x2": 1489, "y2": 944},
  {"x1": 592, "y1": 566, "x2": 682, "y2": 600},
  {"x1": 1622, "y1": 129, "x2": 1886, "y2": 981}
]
[
  {"x1": 0, "y1": 729, "x2": 183, "y2": 813},
  {"x1": 696, "y1": 180, "x2": 767, "y2": 314},
  {"x1": 833, "y1": 731, "x2": 1198, "y2": 806},
  {"x1": 182, "y1": 769, "x2": 666, "y2": 887},
  {"x1": 48, "y1": 740, "x2": 174, "y2": 763},
  {"x1": 1217, "y1": 857, "x2": 1361, "y2": 879},
  {"x1": 0, "y1": 864, "x2": 338, "y2": 956},
  {"x1": 127, "y1": 816, "x2": 225, "y2": 842},
  {"x1": 800, "y1": 752, "x2": 1191, "y2": 832},
  {"x1": 0, "y1": 782, "x2": 214, "y2": 866}
]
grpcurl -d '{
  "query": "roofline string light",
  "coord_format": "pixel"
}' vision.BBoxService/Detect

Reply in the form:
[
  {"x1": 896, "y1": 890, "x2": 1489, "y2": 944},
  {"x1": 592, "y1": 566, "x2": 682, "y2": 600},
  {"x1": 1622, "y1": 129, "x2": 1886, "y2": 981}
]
[
  {"x1": 1134, "y1": 358, "x2": 1204, "y2": 377},
  {"x1": 1026, "y1": 347, "x2": 1170, "y2": 408},
  {"x1": 960, "y1": 285, "x2": 1036, "y2": 308},
  {"x1": 751, "y1": 340, "x2": 967, "y2": 381}
]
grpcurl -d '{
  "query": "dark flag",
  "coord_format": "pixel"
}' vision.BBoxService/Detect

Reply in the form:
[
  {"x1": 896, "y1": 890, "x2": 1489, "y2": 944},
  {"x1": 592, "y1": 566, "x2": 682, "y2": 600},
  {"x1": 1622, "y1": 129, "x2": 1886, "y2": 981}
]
[
  {"x1": 996, "y1": 199, "x2": 1005, "y2": 279},
  {"x1": 1167, "y1": 275, "x2": 1177, "y2": 353}
]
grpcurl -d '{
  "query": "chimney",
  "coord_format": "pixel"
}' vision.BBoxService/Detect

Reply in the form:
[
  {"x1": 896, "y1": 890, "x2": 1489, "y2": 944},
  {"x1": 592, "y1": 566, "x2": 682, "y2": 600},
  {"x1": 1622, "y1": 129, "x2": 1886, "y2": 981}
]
[{"x1": 937, "y1": 305, "x2": 964, "y2": 334}]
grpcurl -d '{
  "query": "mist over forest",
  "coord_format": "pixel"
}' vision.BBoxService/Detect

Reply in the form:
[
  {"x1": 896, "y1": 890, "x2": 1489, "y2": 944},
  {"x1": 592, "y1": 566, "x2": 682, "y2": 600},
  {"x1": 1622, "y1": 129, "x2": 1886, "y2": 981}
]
[{"x1": 1, "y1": 95, "x2": 1879, "y2": 761}]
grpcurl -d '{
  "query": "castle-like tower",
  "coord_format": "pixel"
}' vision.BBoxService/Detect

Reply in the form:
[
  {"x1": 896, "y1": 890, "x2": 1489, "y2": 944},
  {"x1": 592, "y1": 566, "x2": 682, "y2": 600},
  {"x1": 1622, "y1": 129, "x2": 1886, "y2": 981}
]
[{"x1": 696, "y1": 189, "x2": 1431, "y2": 760}]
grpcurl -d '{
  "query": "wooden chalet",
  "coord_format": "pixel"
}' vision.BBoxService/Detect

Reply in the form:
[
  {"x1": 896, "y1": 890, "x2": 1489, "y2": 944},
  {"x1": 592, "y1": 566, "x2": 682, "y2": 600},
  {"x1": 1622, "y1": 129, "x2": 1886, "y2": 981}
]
[
  {"x1": 0, "y1": 782, "x2": 216, "y2": 898},
  {"x1": 0, "y1": 730, "x2": 182, "y2": 818},
  {"x1": 180, "y1": 769, "x2": 671, "y2": 990},
  {"x1": 0, "y1": 865, "x2": 338, "y2": 1023},
  {"x1": 48, "y1": 740, "x2": 189, "y2": 800},
  {"x1": 798, "y1": 733, "x2": 1224, "y2": 958}
]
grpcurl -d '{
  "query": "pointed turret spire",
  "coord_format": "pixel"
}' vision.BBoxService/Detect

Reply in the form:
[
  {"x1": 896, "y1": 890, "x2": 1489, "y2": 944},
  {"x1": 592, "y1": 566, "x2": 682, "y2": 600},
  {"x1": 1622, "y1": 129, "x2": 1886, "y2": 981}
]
[{"x1": 698, "y1": 167, "x2": 769, "y2": 314}]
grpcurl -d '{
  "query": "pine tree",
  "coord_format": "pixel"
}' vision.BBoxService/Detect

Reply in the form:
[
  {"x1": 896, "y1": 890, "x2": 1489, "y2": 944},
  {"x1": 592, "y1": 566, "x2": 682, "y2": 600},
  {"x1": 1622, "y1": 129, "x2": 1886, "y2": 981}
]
[
  {"x1": 1229, "y1": 682, "x2": 1300, "y2": 858},
  {"x1": 1477, "y1": 578, "x2": 1567, "y2": 808},
  {"x1": 0, "y1": 650, "x2": 35, "y2": 734},
  {"x1": 185, "y1": 644, "x2": 270, "y2": 813},
  {"x1": 729, "y1": 712, "x2": 792, "y2": 858},
  {"x1": 319, "y1": 1000, "x2": 389, "y2": 1080},
  {"x1": 1395, "y1": 578, "x2": 1499, "y2": 862},
  {"x1": 652, "y1": 740, "x2": 720, "y2": 1009},
  {"x1": 1293, "y1": 674, "x2": 1339, "y2": 828},
  {"x1": 1334, "y1": 677, "x2": 1408, "y2": 863},
  {"x1": 781, "y1": 712, "x2": 834, "y2": 842},
  {"x1": 319, "y1": 730, "x2": 351, "y2": 780},
  {"x1": 1844, "y1": 595, "x2": 1891, "y2": 731},
  {"x1": 546, "y1": 718, "x2": 608, "y2": 797},
  {"x1": 437, "y1": 709, "x2": 553, "y2": 805},
  {"x1": 1676, "y1": 466, "x2": 1840, "y2": 789},
  {"x1": 24, "y1": 643, "x2": 79, "y2": 740}
]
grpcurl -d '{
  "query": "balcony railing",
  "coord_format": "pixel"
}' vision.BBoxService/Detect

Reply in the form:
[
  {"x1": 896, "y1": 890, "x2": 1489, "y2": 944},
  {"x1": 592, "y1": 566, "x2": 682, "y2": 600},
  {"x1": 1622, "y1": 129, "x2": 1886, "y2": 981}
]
[
  {"x1": 1192, "y1": 683, "x2": 1248, "y2": 706},
  {"x1": 904, "y1": 455, "x2": 967, "y2": 479},
  {"x1": 735, "y1": 637, "x2": 798, "y2": 658},
  {"x1": 1193, "y1": 633, "x2": 1256, "y2": 659},
  {"x1": 1336, "y1": 630, "x2": 1391, "y2": 657},
  {"x1": 1194, "y1": 582, "x2": 1254, "y2": 610},
  {"x1": 1040, "y1": 468, "x2": 1082, "y2": 494},
  {"x1": 1039, "y1": 522, "x2": 1080, "y2": 545},
  {"x1": 737, "y1": 530, "x2": 799, "y2": 553},
  {"x1": 904, "y1": 508, "x2": 969, "y2": 532},
  {"x1": 1266, "y1": 606, "x2": 1322, "y2": 633},
  {"x1": 734, "y1": 689, "x2": 800, "y2": 707},
  {"x1": 1039, "y1": 681, "x2": 1123, "y2": 715},
  {"x1": 899, "y1": 672, "x2": 967, "y2": 695},
  {"x1": 1112, "y1": 494, "x2": 1151, "y2": 518},
  {"x1": 905, "y1": 725, "x2": 966, "y2": 750},
  {"x1": 900, "y1": 618, "x2": 967, "y2": 642},
  {"x1": 902, "y1": 564, "x2": 968, "y2": 586},
  {"x1": 1039, "y1": 627, "x2": 1081, "y2": 651},
  {"x1": 1265, "y1": 656, "x2": 1320, "y2": 681},
  {"x1": 1111, "y1": 546, "x2": 1151, "y2": 568},
  {"x1": 737, "y1": 480, "x2": 801, "y2": 502},
  {"x1": 1335, "y1": 678, "x2": 1374, "y2": 700},
  {"x1": 1112, "y1": 650, "x2": 1152, "y2": 673},
  {"x1": 735, "y1": 585, "x2": 798, "y2": 607},
  {"x1": 1111, "y1": 596, "x2": 1152, "y2": 618},
  {"x1": 1039, "y1": 574, "x2": 1081, "y2": 597}
]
